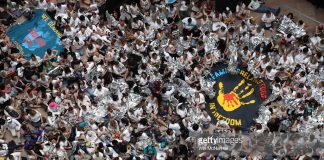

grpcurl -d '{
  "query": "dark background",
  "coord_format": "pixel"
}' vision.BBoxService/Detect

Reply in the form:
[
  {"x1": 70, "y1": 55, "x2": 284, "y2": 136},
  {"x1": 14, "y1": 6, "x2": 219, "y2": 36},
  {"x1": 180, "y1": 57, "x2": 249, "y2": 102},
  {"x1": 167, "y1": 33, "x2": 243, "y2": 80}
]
[{"x1": 307, "y1": 0, "x2": 324, "y2": 8}]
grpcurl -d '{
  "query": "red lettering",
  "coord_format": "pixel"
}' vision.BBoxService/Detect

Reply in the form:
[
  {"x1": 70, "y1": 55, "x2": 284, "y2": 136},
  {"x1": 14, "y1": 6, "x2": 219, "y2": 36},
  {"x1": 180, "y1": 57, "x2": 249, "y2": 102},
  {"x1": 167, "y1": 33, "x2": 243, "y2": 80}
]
[
  {"x1": 29, "y1": 29, "x2": 39, "y2": 39},
  {"x1": 24, "y1": 37, "x2": 33, "y2": 46},
  {"x1": 259, "y1": 82, "x2": 267, "y2": 101},
  {"x1": 35, "y1": 38, "x2": 46, "y2": 48}
]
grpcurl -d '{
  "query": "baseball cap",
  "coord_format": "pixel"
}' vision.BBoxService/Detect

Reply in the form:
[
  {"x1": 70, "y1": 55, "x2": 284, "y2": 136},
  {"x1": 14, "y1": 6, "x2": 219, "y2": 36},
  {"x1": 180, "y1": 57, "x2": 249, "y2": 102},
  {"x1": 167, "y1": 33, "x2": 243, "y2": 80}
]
[{"x1": 7, "y1": 117, "x2": 12, "y2": 122}]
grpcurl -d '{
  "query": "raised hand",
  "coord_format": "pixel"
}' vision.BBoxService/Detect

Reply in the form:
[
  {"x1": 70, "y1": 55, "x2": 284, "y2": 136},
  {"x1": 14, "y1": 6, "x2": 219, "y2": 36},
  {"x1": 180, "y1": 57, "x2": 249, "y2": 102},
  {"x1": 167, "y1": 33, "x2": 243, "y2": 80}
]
[{"x1": 217, "y1": 79, "x2": 255, "y2": 112}]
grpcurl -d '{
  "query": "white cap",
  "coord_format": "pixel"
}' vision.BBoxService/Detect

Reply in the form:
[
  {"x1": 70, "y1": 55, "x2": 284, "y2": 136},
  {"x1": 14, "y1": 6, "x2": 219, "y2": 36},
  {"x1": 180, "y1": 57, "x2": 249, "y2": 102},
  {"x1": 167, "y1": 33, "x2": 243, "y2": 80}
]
[
  {"x1": 7, "y1": 117, "x2": 12, "y2": 122},
  {"x1": 156, "y1": 151, "x2": 167, "y2": 160}
]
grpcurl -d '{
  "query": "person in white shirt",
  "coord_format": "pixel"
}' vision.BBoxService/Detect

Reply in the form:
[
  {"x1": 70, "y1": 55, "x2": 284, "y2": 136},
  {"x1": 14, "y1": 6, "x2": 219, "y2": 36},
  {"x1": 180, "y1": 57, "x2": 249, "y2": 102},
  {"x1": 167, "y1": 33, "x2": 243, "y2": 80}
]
[
  {"x1": 167, "y1": 4, "x2": 178, "y2": 24},
  {"x1": 278, "y1": 53, "x2": 294, "y2": 69},
  {"x1": 128, "y1": 3, "x2": 140, "y2": 19},
  {"x1": 76, "y1": 27, "x2": 90, "y2": 41},
  {"x1": 284, "y1": 33, "x2": 295, "y2": 44},
  {"x1": 93, "y1": 84, "x2": 109, "y2": 102},
  {"x1": 5, "y1": 117, "x2": 21, "y2": 140},
  {"x1": 236, "y1": 1, "x2": 250, "y2": 19},
  {"x1": 72, "y1": 37, "x2": 85, "y2": 53},
  {"x1": 248, "y1": 0, "x2": 280, "y2": 15},
  {"x1": 123, "y1": 43, "x2": 133, "y2": 54},
  {"x1": 74, "y1": 15, "x2": 89, "y2": 27},
  {"x1": 240, "y1": 46, "x2": 252, "y2": 62},
  {"x1": 314, "y1": 39, "x2": 324, "y2": 52},
  {"x1": 179, "y1": 1, "x2": 189, "y2": 19},
  {"x1": 295, "y1": 52, "x2": 309, "y2": 66},
  {"x1": 200, "y1": 111, "x2": 211, "y2": 129},
  {"x1": 161, "y1": 86, "x2": 175, "y2": 101},
  {"x1": 56, "y1": 3, "x2": 67, "y2": 14},
  {"x1": 282, "y1": 33, "x2": 296, "y2": 50},
  {"x1": 246, "y1": 18, "x2": 258, "y2": 31},
  {"x1": 182, "y1": 17, "x2": 197, "y2": 36},
  {"x1": 60, "y1": 36, "x2": 72, "y2": 49},
  {"x1": 79, "y1": 105, "x2": 91, "y2": 118},
  {"x1": 28, "y1": 109, "x2": 42, "y2": 128},
  {"x1": 294, "y1": 71, "x2": 307, "y2": 84},
  {"x1": 29, "y1": 54, "x2": 42, "y2": 67},
  {"x1": 189, "y1": 123, "x2": 202, "y2": 136},
  {"x1": 0, "y1": 93, "x2": 11, "y2": 107},
  {"x1": 176, "y1": 103, "x2": 187, "y2": 118},
  {"x1": 166, "y1": 128, "x2": 176, "y2": 144},
  {"x1": 261, "y1": 11, "x2": 276, "y2": 30},
  {"x1": 90, "y1": 12, "x2": 100, "y2": 25},
  {"x1": 194, "y1": 92, "x2": 206, "y2": 109},
  {"x1": 308, "y1": 56, "x2": 319, "y2": 70},
  {"x1": 168, "y1": 121, "x2": 181, "y2": 135},
  {"x1": 264, "y1": 66, "x2": 277, "y2": 81},
  {"x1": 121, "y1": 126, "x2": 132, "y2": 142},
  {"x1": 8, "y1": 151, "x2": 21, "y2": 160},
  {"x1": 217, "y1": 26, "x2": 228, "y2": 41},
  {"x1": 131, "y1": 19, "x2": 143, "y2": 31},
  {"x1": 63, "y1": 25, "x2": 75, "y2": 37},
  {"x1": 37, "y1": 0, "x2": 48, "y2": 10},
  {"x1": 46, "y1": 112, "x2": 58, "y2": 127},
  {"x1": 239, "y1": 21, "x2": 248, "y2": 34},
  {"x1": 112, "y1": 61, "x2": 128, "y2": 78},
  {"x1": 150, "y1": 53, "x2": 161, "y2": 67}
]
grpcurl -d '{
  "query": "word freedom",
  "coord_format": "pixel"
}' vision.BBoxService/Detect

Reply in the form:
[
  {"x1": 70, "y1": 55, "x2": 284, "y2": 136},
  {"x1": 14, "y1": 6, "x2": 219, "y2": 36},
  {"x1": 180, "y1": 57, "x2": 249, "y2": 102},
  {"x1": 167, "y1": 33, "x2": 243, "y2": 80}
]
[{"x1": 209, "y1": 103, "x2": 242, "y2": 126}]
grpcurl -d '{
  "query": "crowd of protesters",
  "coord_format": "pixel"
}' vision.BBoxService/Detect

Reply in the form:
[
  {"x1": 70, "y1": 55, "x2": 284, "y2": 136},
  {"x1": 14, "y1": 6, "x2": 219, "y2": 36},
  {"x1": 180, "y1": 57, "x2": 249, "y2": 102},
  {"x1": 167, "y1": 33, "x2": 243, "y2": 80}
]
[{"x1": 0, "y1": 0, "x2": 323, "y2": 159}]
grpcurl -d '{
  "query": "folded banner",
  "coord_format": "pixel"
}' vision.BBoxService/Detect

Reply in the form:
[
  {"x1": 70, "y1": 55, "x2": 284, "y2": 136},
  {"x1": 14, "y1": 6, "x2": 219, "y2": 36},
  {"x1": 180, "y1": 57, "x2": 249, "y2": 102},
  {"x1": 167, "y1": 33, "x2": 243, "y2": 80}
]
[
  {"x1": 206, "y1": 62, "x2": 271, "y2": 128},
  {"x1": 7, "y1": 9, "x2": 63, "y2": 59}
]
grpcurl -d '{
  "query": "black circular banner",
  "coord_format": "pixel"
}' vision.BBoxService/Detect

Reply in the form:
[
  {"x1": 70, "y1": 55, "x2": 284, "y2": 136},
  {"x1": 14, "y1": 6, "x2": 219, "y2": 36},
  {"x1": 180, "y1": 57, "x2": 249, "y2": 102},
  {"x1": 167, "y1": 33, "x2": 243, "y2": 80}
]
[{"x1": 206, "y1": 62, "x2": 271, "y2": 128}]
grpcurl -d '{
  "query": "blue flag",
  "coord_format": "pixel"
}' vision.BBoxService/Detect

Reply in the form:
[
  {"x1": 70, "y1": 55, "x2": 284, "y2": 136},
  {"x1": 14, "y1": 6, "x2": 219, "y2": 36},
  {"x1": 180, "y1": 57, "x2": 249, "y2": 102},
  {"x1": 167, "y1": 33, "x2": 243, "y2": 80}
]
[{"x1": 7, "y1": 9, "x2": 63, "y2": 60}]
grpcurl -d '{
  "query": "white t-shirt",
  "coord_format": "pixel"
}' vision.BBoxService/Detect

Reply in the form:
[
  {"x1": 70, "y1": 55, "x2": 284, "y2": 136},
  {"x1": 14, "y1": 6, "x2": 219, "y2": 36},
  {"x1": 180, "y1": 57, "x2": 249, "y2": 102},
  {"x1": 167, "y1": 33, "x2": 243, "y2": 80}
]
[
  {"x1": 200, "y1": 114, "x2": 211, "y2": 123},
  {"x1": 30, "y1": 56, "x2": 42, "y2": 67},
  {"x1": 182, "y1": 17, "x2": 197, "y2": 30},
  {"x1": 72, "y1": 39, "x2": 85, "y2": 50},
  {"x1": 295, "y1": 53, "x2": 309, "y2": 65},
  {"x1": 169, "y1": 123, "x2": 181, "y2": 131},
  {"x1": 0, "y1": 94, "x2": 10, "y2": 104},
  {"x1": 261, "y1": 13, "x2": 276, "y2": 27},
  {"x1": 122, "y1": 127, "x2": 131, "y2": 142},
  {"x1": 248, "y1": 0, "x2": 261, "y2": 10},
  {"x1": 278, "y1": 55, "x2": 294, "y2": 68},
  {"x1": 9, "y1": 152, "x2": 21, "y2": 160},
  {"x1": 29, "y1": 110, "x2": 42, "y2": 122},
  {"x1": 37, "y1": 0, "x2": 48, "y2": 10},
  {"x1": 266, "y1": 69, "x2": 278, "y2": 81},
  {"x1": 93, "y1": 87, "x2": 109, "y2": 100},
  {"x1": 176, "y1": 108, "x2": 187, "y2": 118}
]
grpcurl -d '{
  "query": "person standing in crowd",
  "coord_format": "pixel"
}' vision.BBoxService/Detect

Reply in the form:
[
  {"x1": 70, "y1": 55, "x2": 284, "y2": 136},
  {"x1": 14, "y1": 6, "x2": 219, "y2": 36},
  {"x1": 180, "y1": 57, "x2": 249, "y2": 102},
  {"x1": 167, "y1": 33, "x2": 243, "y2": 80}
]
[{"x1": 4, "y1": 117, "x2": 21, "y2": 142}]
